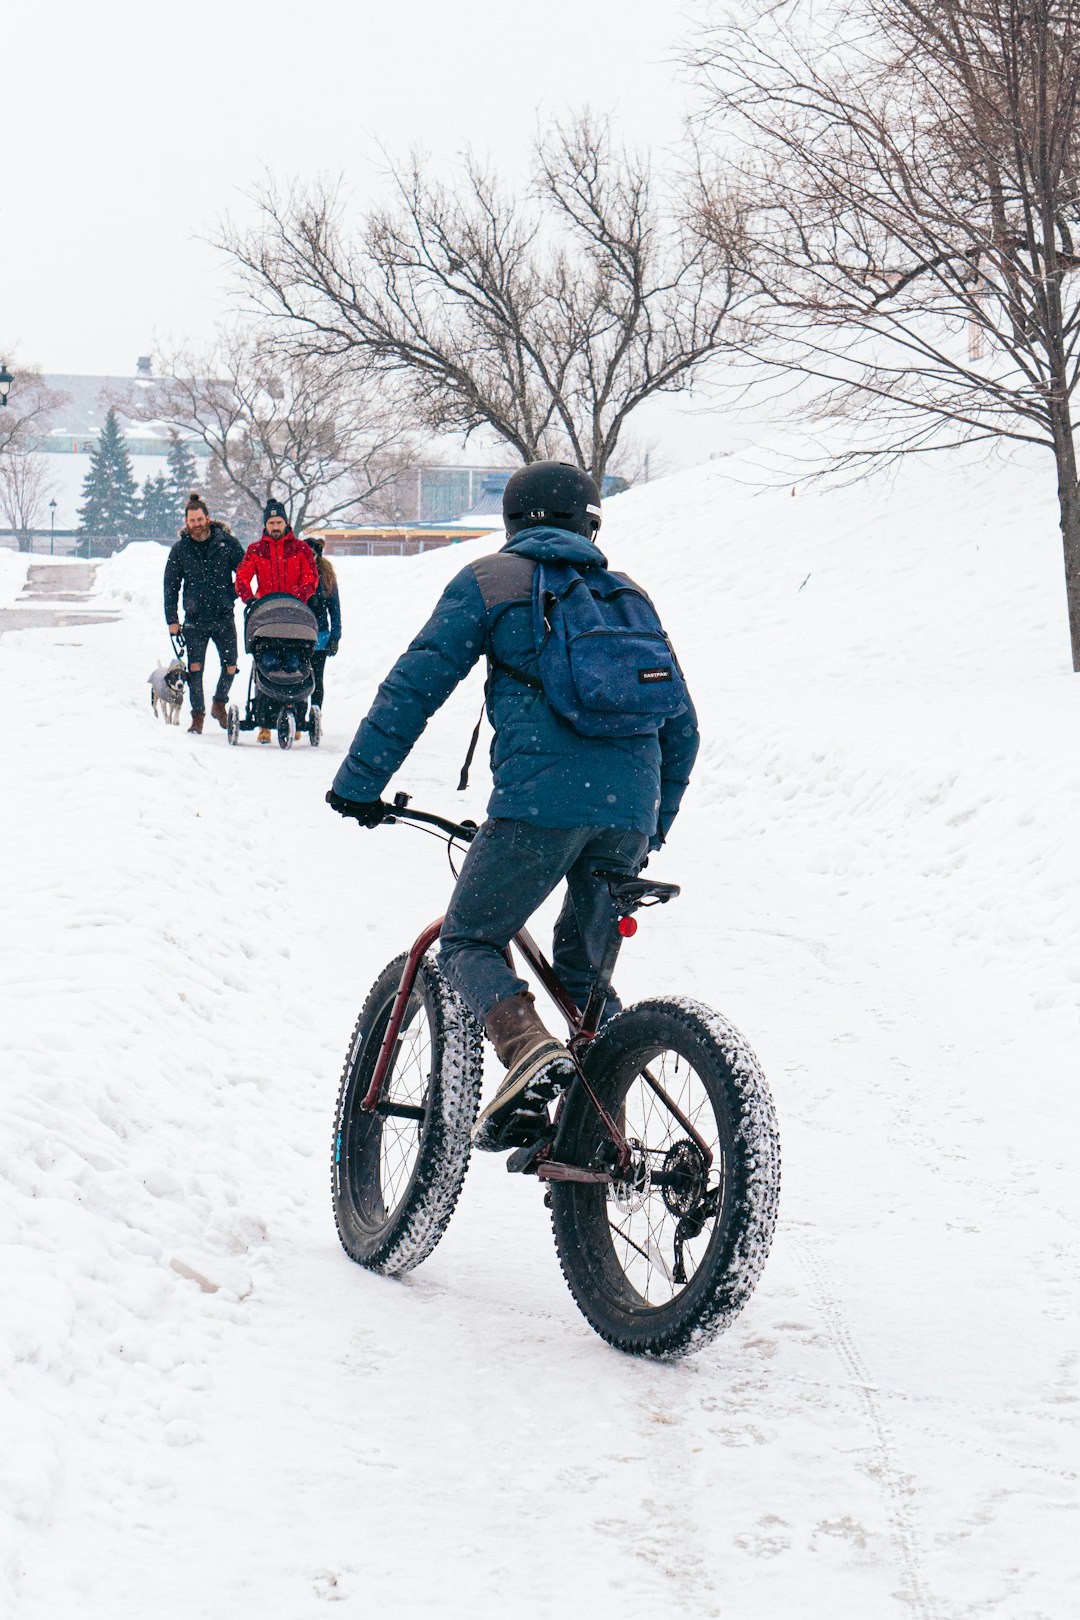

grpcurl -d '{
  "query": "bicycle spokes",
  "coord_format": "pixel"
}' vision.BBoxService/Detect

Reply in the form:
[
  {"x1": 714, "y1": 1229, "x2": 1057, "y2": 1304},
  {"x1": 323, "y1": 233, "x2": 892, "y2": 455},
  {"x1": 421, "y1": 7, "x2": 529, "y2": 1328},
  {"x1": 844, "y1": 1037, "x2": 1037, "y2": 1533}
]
[
  {"x1": 374, "y1": 996, "x2": 432, "y2": 1216},
  {"x1": 605, "y1": 1052, "x2": 728, "y2": 1307}
]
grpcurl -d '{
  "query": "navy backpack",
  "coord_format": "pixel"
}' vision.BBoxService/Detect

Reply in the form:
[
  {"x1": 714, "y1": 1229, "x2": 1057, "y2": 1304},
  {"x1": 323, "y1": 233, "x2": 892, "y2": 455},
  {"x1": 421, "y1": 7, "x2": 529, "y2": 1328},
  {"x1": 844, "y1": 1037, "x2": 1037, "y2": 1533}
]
[{"x1": 497, "y1": 560, "x2": 688, "y2": 738}]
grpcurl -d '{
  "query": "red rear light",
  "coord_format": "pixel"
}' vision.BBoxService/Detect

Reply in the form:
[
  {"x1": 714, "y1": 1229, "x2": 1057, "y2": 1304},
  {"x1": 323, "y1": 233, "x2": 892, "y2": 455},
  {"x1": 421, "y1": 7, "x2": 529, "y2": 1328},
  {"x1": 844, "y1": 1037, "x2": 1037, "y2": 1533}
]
[{"x1": 618, "y1": 916, "x2": 637, "y2": 937}]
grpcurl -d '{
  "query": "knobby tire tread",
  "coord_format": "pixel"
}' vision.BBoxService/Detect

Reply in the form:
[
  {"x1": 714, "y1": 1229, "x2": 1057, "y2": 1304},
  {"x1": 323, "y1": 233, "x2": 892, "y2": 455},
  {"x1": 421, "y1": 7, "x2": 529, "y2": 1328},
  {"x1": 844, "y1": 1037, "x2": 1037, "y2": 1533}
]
[
  {"x1": 549, "y1": 996, "x2": 781, "y2": 1359},
  {"x1": 332, "y1": 953, "x2": 483, "y2": 1277}
]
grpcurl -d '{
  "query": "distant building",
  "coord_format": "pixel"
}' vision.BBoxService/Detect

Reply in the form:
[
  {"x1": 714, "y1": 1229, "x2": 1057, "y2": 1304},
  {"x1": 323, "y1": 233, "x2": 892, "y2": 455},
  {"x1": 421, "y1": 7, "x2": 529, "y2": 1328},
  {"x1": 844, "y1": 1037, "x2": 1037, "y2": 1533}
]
[
  {"x1": 384, "y1": 466, "x2": 512, "y2": 524},
  {"x1": 39, "y1": 363, "x2": 208, "y2": 461},
  {"x1": 30, "y1": 363, "x2": 515, "y2": 530}
]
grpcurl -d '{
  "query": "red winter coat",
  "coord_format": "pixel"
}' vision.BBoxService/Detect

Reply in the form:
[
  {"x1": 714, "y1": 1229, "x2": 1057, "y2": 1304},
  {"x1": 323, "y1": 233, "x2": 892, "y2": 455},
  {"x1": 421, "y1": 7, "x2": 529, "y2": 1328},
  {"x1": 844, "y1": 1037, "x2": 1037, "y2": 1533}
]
[{"x1": 235, "y1": 531, "x2": 318, "y2": 604}]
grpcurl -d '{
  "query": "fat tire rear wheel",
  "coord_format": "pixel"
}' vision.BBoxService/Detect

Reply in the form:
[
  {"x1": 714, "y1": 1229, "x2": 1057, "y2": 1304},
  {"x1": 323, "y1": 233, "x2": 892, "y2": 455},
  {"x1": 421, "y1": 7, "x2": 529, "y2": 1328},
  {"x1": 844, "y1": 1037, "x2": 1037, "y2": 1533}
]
[
  {"x1": 226, "y1": 705, "x2": 240, "y2": 745},
  {"x1": 550, "y1": 998, "x2": 780, "y2": 1358},
  {"x1": 332, "y1": 953, "x2": 483, "y2": 1275},
  {"x1": 309, "y1": 705, "x2": 322, "y2": 747}
]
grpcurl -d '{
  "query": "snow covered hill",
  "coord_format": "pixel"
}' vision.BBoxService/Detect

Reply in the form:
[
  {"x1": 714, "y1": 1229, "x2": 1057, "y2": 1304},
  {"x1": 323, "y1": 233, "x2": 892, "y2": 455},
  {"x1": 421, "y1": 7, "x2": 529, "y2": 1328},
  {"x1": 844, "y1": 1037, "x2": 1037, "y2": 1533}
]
[{"x1": 1, "y1": 452, "x2": 1076, "y2": 1619}]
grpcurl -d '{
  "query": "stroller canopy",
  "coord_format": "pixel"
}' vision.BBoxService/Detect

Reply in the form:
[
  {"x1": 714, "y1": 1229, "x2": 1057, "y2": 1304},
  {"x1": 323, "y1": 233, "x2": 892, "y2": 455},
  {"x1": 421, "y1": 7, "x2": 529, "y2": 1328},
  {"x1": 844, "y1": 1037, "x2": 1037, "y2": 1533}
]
[{"x1": 245, "y1": 592, "x2": 318, "y2": 653}]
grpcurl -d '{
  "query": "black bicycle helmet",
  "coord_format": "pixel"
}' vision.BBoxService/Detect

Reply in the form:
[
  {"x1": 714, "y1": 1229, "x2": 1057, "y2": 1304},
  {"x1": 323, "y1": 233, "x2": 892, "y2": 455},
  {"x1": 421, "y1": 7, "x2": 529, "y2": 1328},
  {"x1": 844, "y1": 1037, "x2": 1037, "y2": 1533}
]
[{"x1": 502, "y1": 461, "x2": 603, "y2": 538}]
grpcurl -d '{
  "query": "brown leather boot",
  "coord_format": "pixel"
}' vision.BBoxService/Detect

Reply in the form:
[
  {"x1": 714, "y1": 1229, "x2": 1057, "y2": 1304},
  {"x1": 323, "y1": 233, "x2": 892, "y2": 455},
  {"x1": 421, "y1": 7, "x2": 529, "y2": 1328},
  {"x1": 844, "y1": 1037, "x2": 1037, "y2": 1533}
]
[
  {"x1": 210, "y1": 700, "x2": 229, "y2": 728},
  {"x1": 188, "y1": 712, "x2": 204, "y2": 734},
  {"x1": 473, "y1": 992, "x2": 576, "y2": 1152}
]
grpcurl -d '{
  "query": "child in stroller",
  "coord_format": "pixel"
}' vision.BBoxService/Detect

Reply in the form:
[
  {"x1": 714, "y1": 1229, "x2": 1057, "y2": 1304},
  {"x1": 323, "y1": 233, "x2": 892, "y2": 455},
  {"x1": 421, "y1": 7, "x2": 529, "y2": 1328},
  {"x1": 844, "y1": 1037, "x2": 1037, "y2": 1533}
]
[{"x1": 226, "y1": 592, "x2": 322, "y2": 749}]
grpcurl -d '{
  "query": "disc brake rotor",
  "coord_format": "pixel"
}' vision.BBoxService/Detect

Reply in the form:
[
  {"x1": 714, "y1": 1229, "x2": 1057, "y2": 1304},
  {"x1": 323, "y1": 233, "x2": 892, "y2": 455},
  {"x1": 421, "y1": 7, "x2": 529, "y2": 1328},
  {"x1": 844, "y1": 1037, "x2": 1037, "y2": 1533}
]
[{"x1": 610, "y1": 1139, "x2": 651, "y2": 1215}]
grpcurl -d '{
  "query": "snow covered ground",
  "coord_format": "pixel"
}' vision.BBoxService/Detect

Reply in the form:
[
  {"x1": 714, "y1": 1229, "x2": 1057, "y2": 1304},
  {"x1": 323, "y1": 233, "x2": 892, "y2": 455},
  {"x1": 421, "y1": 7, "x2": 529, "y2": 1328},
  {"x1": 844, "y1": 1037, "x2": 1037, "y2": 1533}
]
[{"x1": 1, "y1": 453, "x2": 1077, "y2": 1619}]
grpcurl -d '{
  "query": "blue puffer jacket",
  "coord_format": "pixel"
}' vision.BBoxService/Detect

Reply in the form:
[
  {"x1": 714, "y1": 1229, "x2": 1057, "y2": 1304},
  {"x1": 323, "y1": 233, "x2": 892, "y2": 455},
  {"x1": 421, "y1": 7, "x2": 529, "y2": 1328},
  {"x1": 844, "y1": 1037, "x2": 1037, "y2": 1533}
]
[
  {"x1": 332, "y1": 527, "x2": 699, "y2": 838},
  {"x1": 311, "y1": 580, "x2": 341, "y2": 650}
]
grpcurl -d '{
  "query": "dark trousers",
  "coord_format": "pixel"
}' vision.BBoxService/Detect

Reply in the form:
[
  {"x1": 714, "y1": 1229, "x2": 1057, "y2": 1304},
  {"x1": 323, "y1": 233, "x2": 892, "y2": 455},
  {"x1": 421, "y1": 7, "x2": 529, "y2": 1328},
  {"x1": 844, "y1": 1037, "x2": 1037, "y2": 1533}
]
[
  {"x1": 184, "y1": 620, "x2": 238, "y2": 714},
  {"x1": 311, "y1": 650, "x2": 328, "y2": 710},
  {"x1": 438, "y1": 819, "x2": 648, "y2": 1025}
]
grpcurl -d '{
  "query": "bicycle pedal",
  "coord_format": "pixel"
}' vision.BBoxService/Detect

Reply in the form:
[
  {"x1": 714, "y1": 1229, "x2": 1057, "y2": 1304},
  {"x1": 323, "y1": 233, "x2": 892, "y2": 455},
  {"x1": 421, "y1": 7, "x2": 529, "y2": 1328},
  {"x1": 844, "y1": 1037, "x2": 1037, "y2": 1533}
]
[{"x1": 505, "y1": 1130, "x2": 556, "y2": 1176}]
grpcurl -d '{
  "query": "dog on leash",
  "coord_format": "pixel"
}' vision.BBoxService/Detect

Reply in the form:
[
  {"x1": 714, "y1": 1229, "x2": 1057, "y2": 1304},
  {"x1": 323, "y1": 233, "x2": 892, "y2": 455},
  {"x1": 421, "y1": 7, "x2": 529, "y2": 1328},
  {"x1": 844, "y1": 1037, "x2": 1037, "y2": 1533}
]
[{"x1": 148, "y1": 657, "x2": 187, "y2": 724}]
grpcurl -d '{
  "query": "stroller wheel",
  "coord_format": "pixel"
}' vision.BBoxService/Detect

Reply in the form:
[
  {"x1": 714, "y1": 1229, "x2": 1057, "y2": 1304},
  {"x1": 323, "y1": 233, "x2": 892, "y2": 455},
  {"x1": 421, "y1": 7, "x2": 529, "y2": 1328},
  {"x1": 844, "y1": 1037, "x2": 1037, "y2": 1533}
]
[
  {"x1": 309, "y1": 705, "x2": 322, "y2": 748},
  {"x1": 277, "y1": 708, "x2": 297, "y2": 750},
  {"x1": 226, "y1": 705, "x2": 240, "y2": 746}
]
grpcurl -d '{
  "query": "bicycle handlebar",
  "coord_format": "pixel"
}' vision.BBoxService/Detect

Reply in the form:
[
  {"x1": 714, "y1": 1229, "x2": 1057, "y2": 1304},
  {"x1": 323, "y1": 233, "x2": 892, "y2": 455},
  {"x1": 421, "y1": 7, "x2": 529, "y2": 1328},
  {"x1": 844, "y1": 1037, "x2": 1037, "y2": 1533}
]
[{"x1": 386, "y1": 792, "x2": 478, "y2": 843}]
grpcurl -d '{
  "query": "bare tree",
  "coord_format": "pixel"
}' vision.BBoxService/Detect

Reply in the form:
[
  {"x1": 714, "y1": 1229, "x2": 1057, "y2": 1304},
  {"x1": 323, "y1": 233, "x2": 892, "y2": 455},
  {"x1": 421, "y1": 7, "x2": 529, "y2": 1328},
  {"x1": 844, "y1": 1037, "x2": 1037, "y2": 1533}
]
[
  {"x1": 118, "y1": 325, "x2": 415, "y2": 534},
  {"x1": 0, "y1": 358, "x2": 66, "y2": 459},
  {"x1": 0, "y1": 452, "x2": 57, "y2": 552},
  {"x1": 220, "y1": 113, "x2": 750, "y2": 484},
  {"x1": 690, "y1": 0, "x2": 1080, "y2": 669}
]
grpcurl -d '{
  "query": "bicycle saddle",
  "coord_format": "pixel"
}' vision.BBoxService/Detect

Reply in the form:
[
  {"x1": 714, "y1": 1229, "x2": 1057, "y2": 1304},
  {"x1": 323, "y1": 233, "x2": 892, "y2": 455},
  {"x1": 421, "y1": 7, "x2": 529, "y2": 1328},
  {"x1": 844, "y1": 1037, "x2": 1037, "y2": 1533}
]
[{"x1": 593, "y1": 870, "x2": 681, "y2": 908}]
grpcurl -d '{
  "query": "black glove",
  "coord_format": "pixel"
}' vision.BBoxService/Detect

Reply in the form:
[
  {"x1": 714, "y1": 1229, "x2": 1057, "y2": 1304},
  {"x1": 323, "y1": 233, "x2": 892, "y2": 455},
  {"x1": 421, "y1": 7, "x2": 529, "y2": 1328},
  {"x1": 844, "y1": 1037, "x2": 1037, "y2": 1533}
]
[
  {"x1": 648, "y1": 815, "x2": 669, "y2": 855},
  {"x1": 325, "y1": 789, "x2": 389, "y2": 826},
  {"x1": 327, "y1": 638, "x2": 339, "y2": 656}
]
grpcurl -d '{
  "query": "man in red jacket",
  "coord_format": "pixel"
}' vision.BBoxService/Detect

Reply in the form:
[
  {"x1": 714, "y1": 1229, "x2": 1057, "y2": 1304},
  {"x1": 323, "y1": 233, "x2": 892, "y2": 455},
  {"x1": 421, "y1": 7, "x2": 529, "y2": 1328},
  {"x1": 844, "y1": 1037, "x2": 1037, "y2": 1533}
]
[
  {"x1": 235, "y1": 499, "x2": 319, "y2": 604},
  {"x1": 236, "y1": 499, "x2": 319, "y2": 742}
]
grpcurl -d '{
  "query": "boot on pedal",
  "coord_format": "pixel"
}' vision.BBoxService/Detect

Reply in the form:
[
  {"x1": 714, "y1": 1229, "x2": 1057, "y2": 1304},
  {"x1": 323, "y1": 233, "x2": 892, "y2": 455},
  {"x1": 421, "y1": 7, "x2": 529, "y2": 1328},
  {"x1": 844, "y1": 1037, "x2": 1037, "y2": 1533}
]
[{"x1": 473, "y1": 991, "x2": 576, "y2": 1153}]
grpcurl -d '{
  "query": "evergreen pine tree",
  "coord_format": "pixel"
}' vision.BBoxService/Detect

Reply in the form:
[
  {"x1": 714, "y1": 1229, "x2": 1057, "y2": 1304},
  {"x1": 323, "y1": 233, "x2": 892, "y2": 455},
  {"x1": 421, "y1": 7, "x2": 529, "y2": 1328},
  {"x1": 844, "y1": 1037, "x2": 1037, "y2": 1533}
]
[
  {"x1": 136, "y1": 475, "x2": 155, "y2": 538},
  {"x1": 77, "y1": 409, "x2": 139, "y2": 539},
  {"x1": 164, "y1": 432, "x2": 199, "y2": 516},
  {"x1": 138, "y1": 472, "x2": 174, "y2": 540}
]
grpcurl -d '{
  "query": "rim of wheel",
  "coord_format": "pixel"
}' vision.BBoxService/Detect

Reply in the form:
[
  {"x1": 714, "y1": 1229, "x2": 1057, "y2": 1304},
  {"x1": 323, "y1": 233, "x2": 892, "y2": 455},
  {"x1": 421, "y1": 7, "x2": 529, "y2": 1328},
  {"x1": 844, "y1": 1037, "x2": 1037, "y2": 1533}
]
[{"x1": 599, "y1": 1047, "x2": 731, "y2": 1311}]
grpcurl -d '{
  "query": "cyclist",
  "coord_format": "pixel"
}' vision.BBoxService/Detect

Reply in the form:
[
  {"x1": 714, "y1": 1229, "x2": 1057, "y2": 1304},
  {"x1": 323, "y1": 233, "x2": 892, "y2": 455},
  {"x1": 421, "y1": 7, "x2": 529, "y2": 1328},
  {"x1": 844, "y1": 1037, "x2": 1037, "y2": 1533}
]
[{"x1": 326, "y1": 462, "x2": 699, "y2": 1151}]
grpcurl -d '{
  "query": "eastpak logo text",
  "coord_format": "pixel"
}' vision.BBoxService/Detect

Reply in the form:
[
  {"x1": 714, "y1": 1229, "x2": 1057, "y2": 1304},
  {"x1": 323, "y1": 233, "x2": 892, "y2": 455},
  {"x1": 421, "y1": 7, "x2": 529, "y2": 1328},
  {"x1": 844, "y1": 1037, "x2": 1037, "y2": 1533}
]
[{"x1": 638, "y1": 667, "x2": 673, "y2": 683}]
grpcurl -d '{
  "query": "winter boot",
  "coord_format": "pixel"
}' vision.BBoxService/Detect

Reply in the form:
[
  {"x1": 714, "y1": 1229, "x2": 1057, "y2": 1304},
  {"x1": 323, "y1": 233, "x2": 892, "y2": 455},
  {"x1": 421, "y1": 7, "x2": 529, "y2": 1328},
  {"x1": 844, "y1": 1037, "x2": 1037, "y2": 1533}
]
[
  {"x1": 210, "y1": 700, "x2": 229, "y2": 729},
  {"x1": 188, "y1": 712, "x2": 204, "y2": 735},
  {"x1": 257, "y1": 727, "x2": 271, "y2": 745},
  {"x1": 472, "y1": 992, "x2": 577, "y2": 1153}
]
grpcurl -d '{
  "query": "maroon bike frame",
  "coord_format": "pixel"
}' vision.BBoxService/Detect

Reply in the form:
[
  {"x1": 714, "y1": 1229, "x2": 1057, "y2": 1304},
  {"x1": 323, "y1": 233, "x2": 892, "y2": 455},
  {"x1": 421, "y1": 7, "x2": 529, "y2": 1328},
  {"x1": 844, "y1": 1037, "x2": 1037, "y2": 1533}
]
[{"x1": 359, "y1": 914, "x2": 714, "y2": 1178}]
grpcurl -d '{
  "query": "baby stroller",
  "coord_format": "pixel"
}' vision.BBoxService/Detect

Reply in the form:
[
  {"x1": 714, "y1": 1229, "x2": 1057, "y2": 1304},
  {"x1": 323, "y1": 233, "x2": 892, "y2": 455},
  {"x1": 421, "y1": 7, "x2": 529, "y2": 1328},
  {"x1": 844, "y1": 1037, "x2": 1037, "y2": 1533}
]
[{"x1": 227, "y1": 592, "x2": 322, "y2": 749}]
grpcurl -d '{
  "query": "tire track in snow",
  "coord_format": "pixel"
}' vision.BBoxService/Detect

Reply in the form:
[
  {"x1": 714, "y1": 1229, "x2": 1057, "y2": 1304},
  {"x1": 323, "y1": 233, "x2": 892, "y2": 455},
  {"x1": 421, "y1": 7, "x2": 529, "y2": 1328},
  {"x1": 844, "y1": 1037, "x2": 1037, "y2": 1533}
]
[{"x1": 789, "y1": 1230, "x2": 939, "y2": 1620}]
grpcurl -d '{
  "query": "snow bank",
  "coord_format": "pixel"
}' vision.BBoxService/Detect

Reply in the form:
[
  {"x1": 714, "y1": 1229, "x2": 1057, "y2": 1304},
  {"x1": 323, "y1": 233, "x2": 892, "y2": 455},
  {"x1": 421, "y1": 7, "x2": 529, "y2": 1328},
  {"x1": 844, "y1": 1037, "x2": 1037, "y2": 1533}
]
[
  {"x1": 1, "y1": 449, "x2": 1076, "y2": 1619},
  {"x1": 0, "y1": 549, "x2": 30, "y2": 607}
]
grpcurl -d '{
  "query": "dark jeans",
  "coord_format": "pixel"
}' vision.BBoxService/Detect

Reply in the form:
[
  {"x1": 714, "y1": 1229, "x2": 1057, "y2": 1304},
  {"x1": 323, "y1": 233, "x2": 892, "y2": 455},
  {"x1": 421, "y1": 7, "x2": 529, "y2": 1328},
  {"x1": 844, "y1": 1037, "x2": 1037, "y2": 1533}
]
[
  {"x1": 438, "y1": 819, "x2": 649, "y2": 1025},
  {"x1": 184, "y1": 619, "x2": 238, "y2": 714},
  {"x1": 311, "y1": 649, "x2": 328, "y2": 710}
]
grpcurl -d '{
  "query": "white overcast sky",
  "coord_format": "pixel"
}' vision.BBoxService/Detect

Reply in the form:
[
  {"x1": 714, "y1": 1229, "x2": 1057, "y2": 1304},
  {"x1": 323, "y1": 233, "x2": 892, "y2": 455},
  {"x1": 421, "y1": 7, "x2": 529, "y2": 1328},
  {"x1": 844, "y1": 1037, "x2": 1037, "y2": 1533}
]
[{"x1": 3, "y1": 0, "x2": 742, "y2": 466}]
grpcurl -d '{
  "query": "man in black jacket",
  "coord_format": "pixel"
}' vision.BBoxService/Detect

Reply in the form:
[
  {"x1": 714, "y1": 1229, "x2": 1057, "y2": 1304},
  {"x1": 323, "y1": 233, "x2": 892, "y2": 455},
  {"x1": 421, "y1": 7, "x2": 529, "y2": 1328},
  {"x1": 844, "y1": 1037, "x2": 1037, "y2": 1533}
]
[{"x1": 164, "y1": 492, "x2": 246, "y2": 734}]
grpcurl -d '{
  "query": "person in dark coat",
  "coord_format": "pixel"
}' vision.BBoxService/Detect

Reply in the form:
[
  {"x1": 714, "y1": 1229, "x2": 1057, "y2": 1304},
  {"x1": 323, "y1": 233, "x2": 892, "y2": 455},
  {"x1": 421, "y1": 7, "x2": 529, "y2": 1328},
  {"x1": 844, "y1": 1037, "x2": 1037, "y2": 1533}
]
[
  {"x1": 326, "y1": 462, "x2": 699, "y2": 1153},
  {"x1": 307, "y1": 538, "x2": 342, "y2": 712},
  {"x1": 164, "y1": 492, "x2": 246, "y2": 734}
]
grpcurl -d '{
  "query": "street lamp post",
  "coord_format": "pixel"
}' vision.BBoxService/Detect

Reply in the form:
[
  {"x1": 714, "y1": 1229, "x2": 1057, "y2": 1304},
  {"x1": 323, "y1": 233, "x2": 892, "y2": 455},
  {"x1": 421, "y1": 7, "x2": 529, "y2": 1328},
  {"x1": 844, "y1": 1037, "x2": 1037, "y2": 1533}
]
[
  {"x1": 0, "y1": 361, "x2": 12, "y2": 407},
  {"x1": 49, "y1": 499, "x2": 57, "y2": 557}
]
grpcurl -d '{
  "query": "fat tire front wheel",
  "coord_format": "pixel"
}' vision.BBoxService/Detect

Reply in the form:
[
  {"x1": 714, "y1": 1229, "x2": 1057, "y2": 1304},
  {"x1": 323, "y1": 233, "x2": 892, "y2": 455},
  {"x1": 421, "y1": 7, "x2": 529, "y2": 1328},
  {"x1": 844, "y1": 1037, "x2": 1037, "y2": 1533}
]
[
  {"x1": 550, "y1": 998, "x2": 780, "y2": 1358},
  {"x1": 332, "y1": 953, "x2": 483, "y2": 1276}
]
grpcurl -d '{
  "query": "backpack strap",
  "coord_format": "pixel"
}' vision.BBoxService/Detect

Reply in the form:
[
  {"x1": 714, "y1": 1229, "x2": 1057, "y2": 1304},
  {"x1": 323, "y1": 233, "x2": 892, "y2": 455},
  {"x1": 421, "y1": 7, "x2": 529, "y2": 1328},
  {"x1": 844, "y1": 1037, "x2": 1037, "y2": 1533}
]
[{"x1": 486, "y1": 649, "x2": 543, "y2": 691}]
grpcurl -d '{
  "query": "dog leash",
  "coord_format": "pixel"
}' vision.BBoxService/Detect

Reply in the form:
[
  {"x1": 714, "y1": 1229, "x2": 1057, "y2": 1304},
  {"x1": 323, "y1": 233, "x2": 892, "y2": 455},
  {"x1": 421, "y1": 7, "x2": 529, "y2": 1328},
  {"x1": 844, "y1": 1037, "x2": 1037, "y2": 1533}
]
[{"x1": 170, "y1": 630, "x2": 186, "y2": 657}]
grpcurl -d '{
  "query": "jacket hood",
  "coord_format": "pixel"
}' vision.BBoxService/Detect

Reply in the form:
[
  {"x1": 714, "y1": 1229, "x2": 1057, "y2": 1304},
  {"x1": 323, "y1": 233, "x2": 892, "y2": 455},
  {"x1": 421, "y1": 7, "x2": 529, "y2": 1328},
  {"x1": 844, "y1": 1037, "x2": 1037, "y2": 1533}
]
[
  {"x1": 179, "y1": 519, "x2": 232, "y2": 541},
  {"x1": 502, "y1": 525, "x2": 607, "y2": 568}
]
